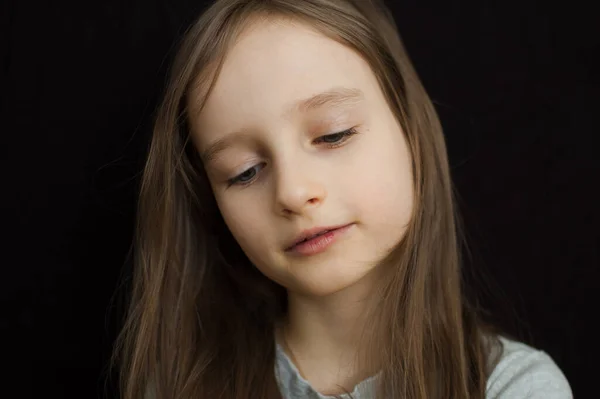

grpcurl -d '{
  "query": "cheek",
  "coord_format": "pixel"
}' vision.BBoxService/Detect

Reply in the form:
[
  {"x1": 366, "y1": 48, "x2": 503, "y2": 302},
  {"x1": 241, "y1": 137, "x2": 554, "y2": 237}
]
[
  {"x1": 360, "y1": 165, "x2": 412, "y2": 222},
  {"x1": 218, "y1": 200, "x2": 254, "y2": 243},
  {"x1": 351, "y1": 131, "x2": 414, "y2": 235},
  {"x1": 216, "y1": 196, "x2": 272, "y2": 261}
]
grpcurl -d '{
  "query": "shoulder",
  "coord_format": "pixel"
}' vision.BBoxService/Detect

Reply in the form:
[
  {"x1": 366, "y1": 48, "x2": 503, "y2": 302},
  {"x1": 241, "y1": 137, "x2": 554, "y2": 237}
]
[{"x1": 485, "y1": 336, "x2": 573, "y2": 399}]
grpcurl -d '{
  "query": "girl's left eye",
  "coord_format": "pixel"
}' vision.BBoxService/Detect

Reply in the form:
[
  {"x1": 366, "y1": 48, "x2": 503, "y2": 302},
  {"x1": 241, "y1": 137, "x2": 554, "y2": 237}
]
[{"x1": 313, "y1": 127, "x2": 358, "y2": 148}]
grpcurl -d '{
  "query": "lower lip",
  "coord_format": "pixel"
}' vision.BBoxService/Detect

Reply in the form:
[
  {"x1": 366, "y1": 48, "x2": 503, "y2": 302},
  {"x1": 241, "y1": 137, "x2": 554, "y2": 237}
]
[{"x1": 287, "y1": 224, "x2": 353, "y2": 256}]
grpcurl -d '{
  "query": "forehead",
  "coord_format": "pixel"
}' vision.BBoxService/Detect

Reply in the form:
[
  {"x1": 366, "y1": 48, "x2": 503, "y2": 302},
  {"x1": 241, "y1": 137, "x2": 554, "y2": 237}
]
[{"x1": 190, "y1": 17, "x2": 378, "y2": 141}]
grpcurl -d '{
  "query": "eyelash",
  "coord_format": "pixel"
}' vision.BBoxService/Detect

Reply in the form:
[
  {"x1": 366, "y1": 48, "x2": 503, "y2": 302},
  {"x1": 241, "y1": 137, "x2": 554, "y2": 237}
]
[{"x1": 227, "y1": 127, "x2": 359, "y2": 187}]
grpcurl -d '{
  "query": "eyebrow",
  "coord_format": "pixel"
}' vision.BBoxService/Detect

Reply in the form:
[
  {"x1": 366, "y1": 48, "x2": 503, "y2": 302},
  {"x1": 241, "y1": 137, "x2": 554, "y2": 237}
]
[
  {"x1": 292, "y1": 86, "x2": 365, "y2": 114},
  {"x1": 201, "y1": 87, "x2": 364, "y2": 163}
]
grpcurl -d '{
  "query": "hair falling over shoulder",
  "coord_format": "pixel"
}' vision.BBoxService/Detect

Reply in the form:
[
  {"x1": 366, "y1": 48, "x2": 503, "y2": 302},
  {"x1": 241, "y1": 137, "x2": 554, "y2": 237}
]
[{"x1": 112, "y1": 0, "x2": 502, "y2": 398}]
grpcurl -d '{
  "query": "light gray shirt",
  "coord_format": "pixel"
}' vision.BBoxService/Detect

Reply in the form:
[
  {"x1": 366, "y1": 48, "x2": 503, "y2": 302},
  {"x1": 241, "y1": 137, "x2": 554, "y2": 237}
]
[{"x1": 275, "y1": 336, "x2": 573, "y2": 398}]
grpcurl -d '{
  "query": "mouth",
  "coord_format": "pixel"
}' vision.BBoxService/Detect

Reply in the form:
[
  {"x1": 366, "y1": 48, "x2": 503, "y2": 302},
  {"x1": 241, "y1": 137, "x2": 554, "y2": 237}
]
[{"x1": 285, "y1": 223, "x2": 354, "y2": 254}]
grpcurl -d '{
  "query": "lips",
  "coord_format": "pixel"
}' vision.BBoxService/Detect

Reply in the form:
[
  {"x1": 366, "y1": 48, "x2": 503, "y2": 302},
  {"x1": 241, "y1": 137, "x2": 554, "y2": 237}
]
[
  {"x1": 297, "y1": 229, "x2": 331, "y2": 243},
  {"x1": 285, "y1": 224, "x2": 351, "y2": 251}
]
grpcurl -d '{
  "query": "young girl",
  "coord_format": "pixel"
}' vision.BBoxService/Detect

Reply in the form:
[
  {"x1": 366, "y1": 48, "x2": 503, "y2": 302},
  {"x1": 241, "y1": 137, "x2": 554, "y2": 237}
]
[{"x1": 114, "y1": 0, "x2": 572, "y2": 397}]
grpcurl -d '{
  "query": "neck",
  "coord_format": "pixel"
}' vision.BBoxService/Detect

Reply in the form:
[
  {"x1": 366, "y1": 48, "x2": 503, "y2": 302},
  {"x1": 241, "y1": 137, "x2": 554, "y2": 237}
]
[{"x1": 277, "y1": 273, "x2": 381, "y2": 394}]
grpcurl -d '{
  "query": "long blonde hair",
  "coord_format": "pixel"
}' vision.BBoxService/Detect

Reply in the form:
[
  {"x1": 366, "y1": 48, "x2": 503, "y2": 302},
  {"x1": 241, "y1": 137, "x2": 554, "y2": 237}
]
[{"x1": 113, "y1": 0, "x2": 500, "y2": 397}]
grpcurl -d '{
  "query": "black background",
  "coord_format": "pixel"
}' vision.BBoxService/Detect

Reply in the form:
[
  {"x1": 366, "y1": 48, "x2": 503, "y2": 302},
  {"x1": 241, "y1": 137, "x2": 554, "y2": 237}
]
[{"x1": 1, "y1": 1, "x2": 597, "y2": 398}]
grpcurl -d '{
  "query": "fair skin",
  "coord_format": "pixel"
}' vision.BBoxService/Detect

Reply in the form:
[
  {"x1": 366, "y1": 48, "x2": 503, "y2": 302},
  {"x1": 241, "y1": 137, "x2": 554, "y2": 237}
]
[{"x1": 189, "y1": 17, "x2": 413, "y2": 394}]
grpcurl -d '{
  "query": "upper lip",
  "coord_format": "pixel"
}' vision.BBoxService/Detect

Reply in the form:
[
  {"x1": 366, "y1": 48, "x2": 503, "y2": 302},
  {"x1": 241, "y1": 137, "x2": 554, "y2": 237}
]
[{"x1": 285, "y1": 223, "x2": 351, "y2": 250}]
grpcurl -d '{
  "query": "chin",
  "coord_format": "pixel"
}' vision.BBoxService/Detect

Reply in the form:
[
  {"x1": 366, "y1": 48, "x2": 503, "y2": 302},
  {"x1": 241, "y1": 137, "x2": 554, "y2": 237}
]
[{"x1": 291, "y1": 265, "x2": 378, "y2": 298}]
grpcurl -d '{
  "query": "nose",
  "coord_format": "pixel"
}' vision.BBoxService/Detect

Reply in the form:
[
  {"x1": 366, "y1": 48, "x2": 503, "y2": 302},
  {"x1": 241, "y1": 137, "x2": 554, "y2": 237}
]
[{"x1": 273, "y1": 158, "x2": 327, "y2": 216}]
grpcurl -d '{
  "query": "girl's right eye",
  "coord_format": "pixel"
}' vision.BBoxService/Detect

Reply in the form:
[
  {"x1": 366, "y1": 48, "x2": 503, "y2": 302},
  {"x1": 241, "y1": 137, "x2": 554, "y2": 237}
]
[{"x1": 227, "y1": 163, "x2": 264, "y2": 187}]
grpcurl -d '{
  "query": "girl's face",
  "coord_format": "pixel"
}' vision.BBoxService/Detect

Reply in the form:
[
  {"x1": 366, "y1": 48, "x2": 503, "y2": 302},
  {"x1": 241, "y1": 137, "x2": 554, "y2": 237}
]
[{"x1": 190, "y1": 18, "x2": 413, "y2": 297}]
